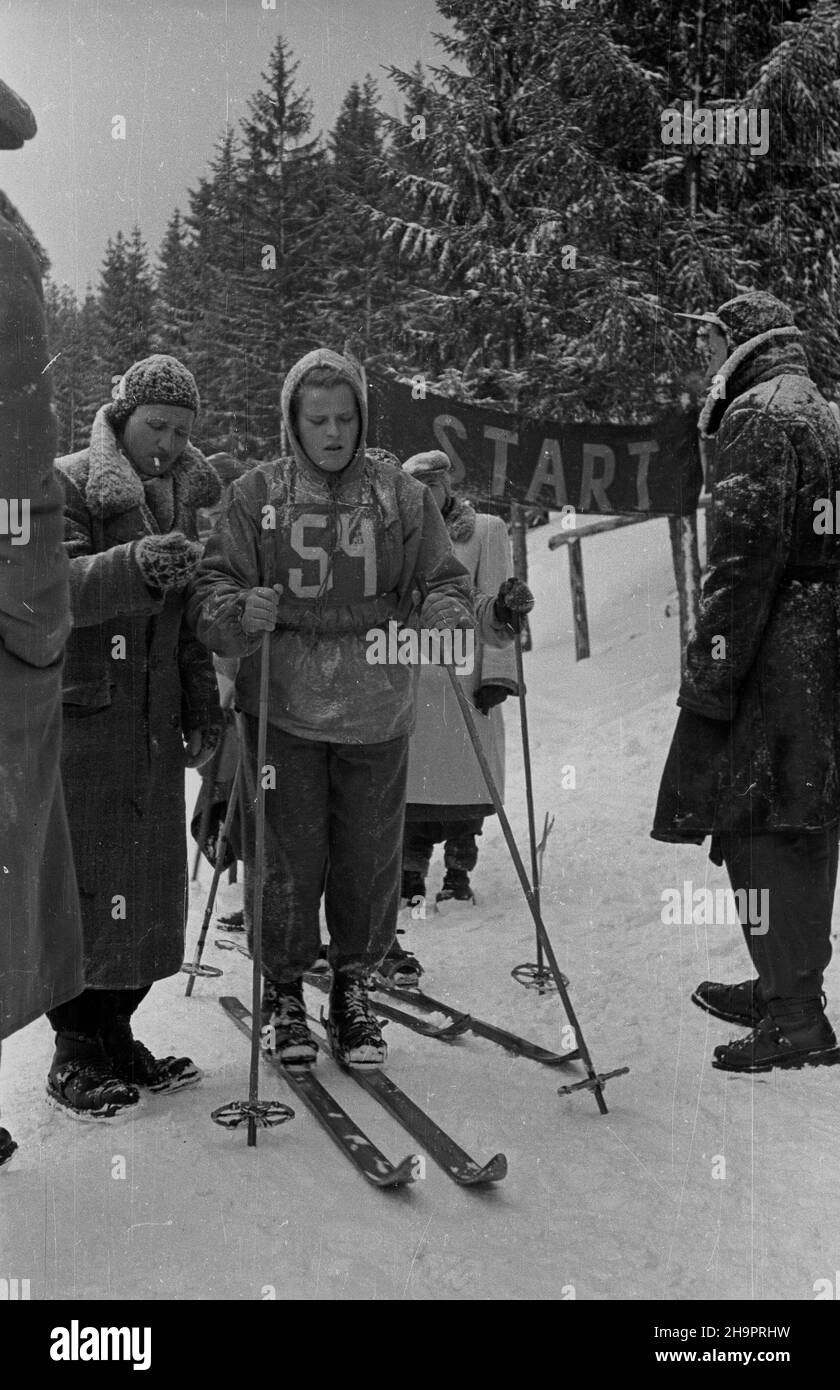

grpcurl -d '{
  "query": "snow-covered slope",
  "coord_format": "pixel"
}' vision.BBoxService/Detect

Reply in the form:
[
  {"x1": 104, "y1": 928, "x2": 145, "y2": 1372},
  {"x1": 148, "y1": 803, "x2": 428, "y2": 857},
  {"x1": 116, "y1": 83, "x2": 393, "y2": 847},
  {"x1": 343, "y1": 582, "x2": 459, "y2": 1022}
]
[{"x1": 3, "y1": 514, "x2": 838, "y2": 1301}]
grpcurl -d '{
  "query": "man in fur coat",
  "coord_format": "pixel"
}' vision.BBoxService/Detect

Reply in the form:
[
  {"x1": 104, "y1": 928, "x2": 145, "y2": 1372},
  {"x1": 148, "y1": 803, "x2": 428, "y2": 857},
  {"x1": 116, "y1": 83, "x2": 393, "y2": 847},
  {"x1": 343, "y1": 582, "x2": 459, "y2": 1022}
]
[
  {"x1": 653, "y1": 291, "x2": 840, "y2": 1073},
  {"x1": 0, "y1": 73, "x2": 84, "y2": 1164}
]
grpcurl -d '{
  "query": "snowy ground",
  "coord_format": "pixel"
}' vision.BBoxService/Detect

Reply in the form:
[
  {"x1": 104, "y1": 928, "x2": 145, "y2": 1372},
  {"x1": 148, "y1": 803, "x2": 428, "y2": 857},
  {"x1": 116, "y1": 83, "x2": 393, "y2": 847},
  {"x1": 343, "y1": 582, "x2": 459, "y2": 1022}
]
[{"x1": 3, "y1": 513, "x2": 839, "y2": 1301}]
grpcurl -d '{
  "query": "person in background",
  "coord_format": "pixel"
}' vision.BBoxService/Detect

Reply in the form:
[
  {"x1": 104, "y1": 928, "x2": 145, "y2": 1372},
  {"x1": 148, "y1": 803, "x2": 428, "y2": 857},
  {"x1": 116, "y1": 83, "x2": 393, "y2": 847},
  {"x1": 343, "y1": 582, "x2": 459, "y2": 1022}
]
[
  {"x1": 47, "y1": 355, "x2": 223, "y2": 1119},
  {"x1": 379, "y1": 450, "x2": 534, "y2": 986},
  {"x1": 0, "y1": 74, "x2": 84, "y2": 1165},
  {"x1": 654, "y1": 291, "x2": 840, "y2": 1072}
]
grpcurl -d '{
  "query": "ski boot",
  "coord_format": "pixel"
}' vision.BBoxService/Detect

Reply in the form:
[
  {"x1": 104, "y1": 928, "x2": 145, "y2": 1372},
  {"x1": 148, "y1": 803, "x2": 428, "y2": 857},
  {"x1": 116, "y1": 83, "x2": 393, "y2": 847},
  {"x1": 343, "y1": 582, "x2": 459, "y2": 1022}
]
[
  {"x1": 102, "y1": 1020, "x2": 201, "y2": 1094},
  {"x1": 308, "y1": 943, "x2": 331, "y2": 977},
  {"x1": 327, "y1": 972, "x2": 387, "y2": 1068},
  {"x1": 712, "y1": 1000, "x2": 839, "y2": 1073},
  {"x1": 0, "y1": 1127, "x2": 18, "y2": 1170},
  {"x1": 46, "y1": 1032, "x2": 141, "y2": 1121},
  {"x1": 401, "y1": 870, "x2": 426, "y2": 904},
  {"x1": 374, "y1": 938, "x2": 424, "y2": 987},
  {"x1": 435, "y1": 868, "x2": 475, "y2": 912},
  {"x1": 216, "y1": 908, "x2": 245, "y2": 932},
  {"x1": 261, "y1": 978, "x2": 317, "y2": 1068},
  {"x1": 691, "y1": 978, "x2": 765, "y2": 1028}
]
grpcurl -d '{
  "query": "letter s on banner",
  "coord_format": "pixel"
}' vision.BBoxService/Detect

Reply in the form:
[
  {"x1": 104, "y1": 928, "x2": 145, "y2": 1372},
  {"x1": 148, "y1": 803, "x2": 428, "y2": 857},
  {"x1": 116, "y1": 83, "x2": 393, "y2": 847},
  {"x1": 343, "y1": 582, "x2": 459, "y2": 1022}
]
[{"x1": 432, "y1": 414, "x2": 467, "y2": 487}]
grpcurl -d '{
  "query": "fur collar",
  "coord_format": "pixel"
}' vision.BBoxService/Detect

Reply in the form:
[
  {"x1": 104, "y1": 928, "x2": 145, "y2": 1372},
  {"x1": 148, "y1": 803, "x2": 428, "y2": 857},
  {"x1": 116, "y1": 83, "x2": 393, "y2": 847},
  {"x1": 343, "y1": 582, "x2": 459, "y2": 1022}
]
[
  {"x1": 445, "y1": 495, "x2": 477, "y2": 543},
  {"x1": 698, "y1": 325, "x2": 803, "y2": 438},
  {"x1": 83, "y1": 405, "x2": 221, "y2": 522}
]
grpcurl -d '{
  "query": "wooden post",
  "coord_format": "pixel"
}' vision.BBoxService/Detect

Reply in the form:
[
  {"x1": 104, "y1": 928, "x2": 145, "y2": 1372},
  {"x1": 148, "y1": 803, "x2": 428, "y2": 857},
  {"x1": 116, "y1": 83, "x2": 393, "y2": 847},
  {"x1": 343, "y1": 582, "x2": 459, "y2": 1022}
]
[
  {"x1": 567, "y1": 538, "x2": 590, "y2": 661},
  {"x1": 668, "y1": 513, "x2": 701, "y2": 680},
  {"x1": 509, "y1": 501, "x2": 532, "y2": 653}
]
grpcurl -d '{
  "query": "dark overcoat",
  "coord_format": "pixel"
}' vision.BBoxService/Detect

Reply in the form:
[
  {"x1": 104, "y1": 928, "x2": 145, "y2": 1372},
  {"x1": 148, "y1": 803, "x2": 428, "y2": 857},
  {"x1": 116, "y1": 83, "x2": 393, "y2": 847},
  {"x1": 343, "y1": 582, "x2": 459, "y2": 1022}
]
[
  {"x1": 653, "y1": 329, "x2": 840, "y2": 842},
  {"x1": 57, "y1": 408, "x2": 220, "y2": 988},
  {"x1": 0, "y1": 202, "x2": 84, "y2": 1038}
]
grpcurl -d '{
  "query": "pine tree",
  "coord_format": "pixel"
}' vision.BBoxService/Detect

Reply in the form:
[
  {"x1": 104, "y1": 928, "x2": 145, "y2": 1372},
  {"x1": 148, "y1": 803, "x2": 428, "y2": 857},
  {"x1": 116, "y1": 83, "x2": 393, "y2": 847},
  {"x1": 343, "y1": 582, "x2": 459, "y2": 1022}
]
[
  {"x1": 43, "y1": 281, "x2": 109, "y2": 453},
  {"x1": 97, "y1": 227, "x2": 156, "y2": 376},
  {"x1": 325, "y1": 76, "x2": 397, "y2": 359},
  {"x1": 153, "y1": 209, "x2": 193, "y2": 354},
  {"x1": 231, "y1": 35, "x2": 331, "y2": 453},
  {"x1": 364, "y1": 0, "x2": 840, "y2": 419}
]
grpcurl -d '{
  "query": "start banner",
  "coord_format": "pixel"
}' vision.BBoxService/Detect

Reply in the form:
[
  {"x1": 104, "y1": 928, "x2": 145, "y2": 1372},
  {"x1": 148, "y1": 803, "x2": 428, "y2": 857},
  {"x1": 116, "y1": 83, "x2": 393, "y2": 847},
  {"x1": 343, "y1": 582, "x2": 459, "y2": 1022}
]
[{"x1": 367, "y1": 374, "x2": 703, "y2": 517}]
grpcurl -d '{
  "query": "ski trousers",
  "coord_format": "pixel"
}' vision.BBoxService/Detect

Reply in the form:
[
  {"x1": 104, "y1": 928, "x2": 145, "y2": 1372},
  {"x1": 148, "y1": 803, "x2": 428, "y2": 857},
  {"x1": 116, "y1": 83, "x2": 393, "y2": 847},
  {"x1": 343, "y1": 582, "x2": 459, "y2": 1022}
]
[
  {"x1": 403, "y1": 818, "x2": 484, "y2": 878},
  {"x1": 240, "y1": 716, "x2": 409, "y2": 983},
  {"x1": 716, "y1": 828, "x2": 838, "y2": 1004}
]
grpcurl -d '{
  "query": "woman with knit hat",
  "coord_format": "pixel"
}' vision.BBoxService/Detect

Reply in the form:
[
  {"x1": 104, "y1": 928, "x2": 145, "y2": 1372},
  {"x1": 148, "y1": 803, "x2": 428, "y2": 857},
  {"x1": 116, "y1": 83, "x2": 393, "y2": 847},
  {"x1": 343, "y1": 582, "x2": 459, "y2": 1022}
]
[
  {"x1": 46, "y1": 354, "x2": 223, "y2": 1119},
  {"x1": 189, "y1": 348, "x2": 475, "y2": 1069}
]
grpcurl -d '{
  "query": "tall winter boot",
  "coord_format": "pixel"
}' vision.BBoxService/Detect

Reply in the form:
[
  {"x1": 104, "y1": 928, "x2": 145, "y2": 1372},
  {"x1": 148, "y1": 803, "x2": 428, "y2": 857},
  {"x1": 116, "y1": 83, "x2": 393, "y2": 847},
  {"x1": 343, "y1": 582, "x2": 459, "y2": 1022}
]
[
  {"x1": 712, "y1": 998, "x2": 838, "y2": 1072},
  {"x1": 260, "y1": 977, "x2": 317, "y2": 1068},
  {"x1": 101, "y1": 1017, "x2": 201, "y2": 1094},
  {"x1": 328, "y1": 971, "x2": 387, "y2": 1068},
  {"x1": 0, "y1": 1128, "x2": 17, "y2": 1169},
  {"x1": 47, "y1": 1031, "x2": 141, "y2": 1121}
]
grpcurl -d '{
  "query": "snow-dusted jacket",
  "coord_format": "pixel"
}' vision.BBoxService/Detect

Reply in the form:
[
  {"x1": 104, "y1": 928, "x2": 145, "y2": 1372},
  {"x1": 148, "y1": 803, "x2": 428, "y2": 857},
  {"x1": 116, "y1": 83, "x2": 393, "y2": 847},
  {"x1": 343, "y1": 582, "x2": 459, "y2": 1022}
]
[
  {"x1": 406, "y1": 499, "x2": 517, "y2": 811},
  {"x1": 188, "y1": 349, "x2": 474, "y2": 744},
  {"x1": 653, "y1": 329, "x2": 840, "y2": 841},
  {"x1": 55, "y1": 408, "x2": 222, "y2": 987},
  {"x1": 0, "y1": 199, "x2": 84, "y2": 1036}
]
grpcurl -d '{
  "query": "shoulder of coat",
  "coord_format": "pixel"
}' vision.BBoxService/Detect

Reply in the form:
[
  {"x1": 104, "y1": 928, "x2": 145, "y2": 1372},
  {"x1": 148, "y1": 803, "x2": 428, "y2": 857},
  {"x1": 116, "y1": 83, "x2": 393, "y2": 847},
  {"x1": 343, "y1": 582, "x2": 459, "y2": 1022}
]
[
  {"x1": 177, "y1": 443, "x2": 222, "y2": 510},
  {"x1": 447, "y1": 495, "x2": 477, "y2": 543},
  {"x1": 474, "y1": 509, "x2": 507, "y2": 540},
  {"x1": 55, "y1": 449, "x2": 91, "y2": 491}
]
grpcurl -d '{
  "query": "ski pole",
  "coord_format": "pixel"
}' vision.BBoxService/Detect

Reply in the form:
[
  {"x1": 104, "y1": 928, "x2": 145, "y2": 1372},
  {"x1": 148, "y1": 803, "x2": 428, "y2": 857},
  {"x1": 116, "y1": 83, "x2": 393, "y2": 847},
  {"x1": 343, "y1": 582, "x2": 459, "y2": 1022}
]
[
  {"x1": 211, "y1": 632, "x2": 293, "y2": 1142},
  {"x1": 183, "y1": 750, "x2": 243, "y2": 996},
  {"x1": 246, "y1": 630, "x2": 271, "y2": 1145},
  {"x1": 510, "y1": 629, "x2": 555, "y2": 993},
  {"x1": 446, "y1": 665, "x2": 622, "y2": 1115},
  {"x1": 190, "y1": 684, "x2": 235, "y2": 881}
]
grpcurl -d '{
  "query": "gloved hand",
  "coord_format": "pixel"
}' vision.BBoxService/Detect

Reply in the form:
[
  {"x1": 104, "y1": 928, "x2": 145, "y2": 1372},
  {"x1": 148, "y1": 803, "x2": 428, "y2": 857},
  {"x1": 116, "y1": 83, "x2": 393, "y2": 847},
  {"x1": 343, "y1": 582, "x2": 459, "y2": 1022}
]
[
  {"x1": 242, "y1": 586, "x2": 280, "y2": 635},
  {"x1": 420, "y1": 591, "x2": 473, "y2": 632},
  {"x1": 184, "y1": 722, "x2": 224, "y2": 770},
  {"x1": 135, "y1": 531, "x2": 203, "y2": 595},
  {"x1": 494, "y1": 577, "x2": 534, "y2": 635},
  {"x1": 474, "y1": 683, "x2": 511, "y2": 716}
]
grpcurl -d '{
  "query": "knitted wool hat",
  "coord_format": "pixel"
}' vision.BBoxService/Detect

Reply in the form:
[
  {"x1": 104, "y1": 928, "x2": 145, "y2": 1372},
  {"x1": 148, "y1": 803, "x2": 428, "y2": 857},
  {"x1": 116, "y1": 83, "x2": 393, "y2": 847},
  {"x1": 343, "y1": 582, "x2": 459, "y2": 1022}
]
[
  {"x1": 403, "y1": 450, "x2": 453, "y2": 484},
  {"x1": 0, "y1": 76, "x2": 37, "y2": 150},
  {"x1": 108, "y1": 354, "x2": 200, "y2": 428},
  {"x1": 677, "y1": 292, "x2": 797, "y2": 349}
]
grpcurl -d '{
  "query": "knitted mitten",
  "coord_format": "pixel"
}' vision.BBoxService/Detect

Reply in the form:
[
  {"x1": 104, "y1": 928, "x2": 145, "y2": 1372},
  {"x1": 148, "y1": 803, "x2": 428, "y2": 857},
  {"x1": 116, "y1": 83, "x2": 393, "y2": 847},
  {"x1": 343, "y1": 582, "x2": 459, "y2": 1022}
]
[{"x1": 134, "y1": 532, "x2": 202, "y2": 594}]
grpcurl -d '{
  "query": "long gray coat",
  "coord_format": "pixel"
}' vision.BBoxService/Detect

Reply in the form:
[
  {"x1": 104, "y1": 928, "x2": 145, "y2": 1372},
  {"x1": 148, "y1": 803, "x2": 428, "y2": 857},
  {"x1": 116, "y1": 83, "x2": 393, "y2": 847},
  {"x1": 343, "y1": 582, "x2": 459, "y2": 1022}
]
[
  {"x1": 406, "y1": 500, "x2": 517, "y2": 812},
  {"x1": 0, "y1": 201, "x2": 84, "y2": 1038},
  {"x1": 653, "y1": 330, "x2": 840, "y2": 842},
  {"x1": 57, "y1": 409, "x2": 221, "y2": 988}
]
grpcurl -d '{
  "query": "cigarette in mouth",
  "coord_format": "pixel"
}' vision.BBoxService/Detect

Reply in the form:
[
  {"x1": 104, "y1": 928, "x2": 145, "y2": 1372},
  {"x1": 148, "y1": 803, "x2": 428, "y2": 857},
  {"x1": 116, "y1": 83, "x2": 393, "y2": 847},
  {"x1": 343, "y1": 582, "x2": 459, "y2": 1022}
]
[{"x1": 153, "y1": 456, "x2": 161, "y2": 470}]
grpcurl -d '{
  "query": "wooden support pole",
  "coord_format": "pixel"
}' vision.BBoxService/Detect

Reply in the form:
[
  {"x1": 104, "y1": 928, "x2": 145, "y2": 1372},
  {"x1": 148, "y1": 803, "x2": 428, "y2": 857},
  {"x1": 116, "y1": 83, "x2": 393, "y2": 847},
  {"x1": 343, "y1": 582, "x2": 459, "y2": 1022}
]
[
  {"x1": 509, "y1": 501, "x2": 531, "y2": 652},
  {"x1": 567, "y1": 538, "x2": 590, "y2": 662},
  {"x1": 667, "y1": 513, "x2": 701, "y2": 682}
]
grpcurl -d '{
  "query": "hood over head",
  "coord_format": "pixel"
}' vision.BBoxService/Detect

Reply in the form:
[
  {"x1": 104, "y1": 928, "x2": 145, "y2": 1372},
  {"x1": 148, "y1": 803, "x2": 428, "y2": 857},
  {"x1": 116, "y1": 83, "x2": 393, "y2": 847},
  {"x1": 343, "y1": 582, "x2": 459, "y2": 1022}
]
[{"x1": 280, "y1": 347, "x2": 367, "y2": 481}]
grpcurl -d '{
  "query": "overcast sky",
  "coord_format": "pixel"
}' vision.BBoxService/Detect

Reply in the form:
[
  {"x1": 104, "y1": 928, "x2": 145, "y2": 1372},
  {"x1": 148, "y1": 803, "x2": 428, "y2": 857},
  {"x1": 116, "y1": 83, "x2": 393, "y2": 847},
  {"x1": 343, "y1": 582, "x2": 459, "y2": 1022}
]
[{"x1": 0, "y1": 0, "x2": 446, "y2": 293}]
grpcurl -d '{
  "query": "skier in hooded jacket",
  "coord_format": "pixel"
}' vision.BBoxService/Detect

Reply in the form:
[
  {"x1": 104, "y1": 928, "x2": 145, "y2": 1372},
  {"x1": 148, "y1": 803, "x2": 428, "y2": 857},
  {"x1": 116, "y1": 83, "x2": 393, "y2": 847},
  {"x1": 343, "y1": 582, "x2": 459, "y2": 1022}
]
[{"x1": 188, "y1": 348, "x2": 478, "y2": 1067}]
